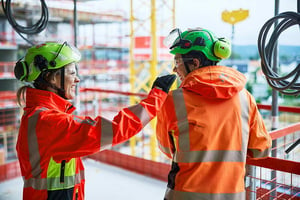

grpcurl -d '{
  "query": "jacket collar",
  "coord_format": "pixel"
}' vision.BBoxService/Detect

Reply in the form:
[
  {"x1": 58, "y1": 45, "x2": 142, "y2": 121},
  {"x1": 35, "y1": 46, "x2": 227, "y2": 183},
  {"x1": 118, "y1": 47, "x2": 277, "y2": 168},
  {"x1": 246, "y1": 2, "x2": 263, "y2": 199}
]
[
  {"x1": 180, "y1": 65, "x2": 246, "y2": 99},
  {"x1": 25, "y1": 87, "x2": 76, "y2": 113}
]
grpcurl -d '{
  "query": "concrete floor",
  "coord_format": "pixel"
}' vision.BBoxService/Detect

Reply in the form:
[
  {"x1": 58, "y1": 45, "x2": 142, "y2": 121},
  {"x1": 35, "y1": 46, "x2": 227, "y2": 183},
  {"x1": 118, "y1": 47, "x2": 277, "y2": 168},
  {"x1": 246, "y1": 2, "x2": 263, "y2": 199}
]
[{"x1": 0, "y1": 158, "x2": 167, "y2": 200}]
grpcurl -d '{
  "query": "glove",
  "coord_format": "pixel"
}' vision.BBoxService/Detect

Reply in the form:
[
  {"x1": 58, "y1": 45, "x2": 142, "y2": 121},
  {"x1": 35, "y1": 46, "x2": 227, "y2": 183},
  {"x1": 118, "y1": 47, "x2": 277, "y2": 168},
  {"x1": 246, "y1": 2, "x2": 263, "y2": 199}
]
[{"x1": 151, "y1": 74, "x2": 176, "y2": 93}]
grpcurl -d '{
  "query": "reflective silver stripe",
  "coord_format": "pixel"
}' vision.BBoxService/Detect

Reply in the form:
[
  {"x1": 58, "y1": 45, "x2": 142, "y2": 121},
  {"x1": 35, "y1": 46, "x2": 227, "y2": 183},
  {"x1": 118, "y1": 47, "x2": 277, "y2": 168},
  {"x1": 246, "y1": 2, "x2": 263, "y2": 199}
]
[
  {"x1": 165, "y1": 188, "x2": 245, "y2": 200},
  {"x1": 28, "y1": 110, "x2": 44, "y2": 178},
  {"x1": 24, "y1": 170, "x2": 84, "y2": 190},
  {"x1": 174, "y1": 150, "x2": 244, "y2": 163},
  {"x1": 171, "y1": 89, "x2": 250, "y2": 163},
  {"x1": 157, "y1": 140, "x2": 172, "y2": 155},
  {"x1": 172, "y1": 88, "x2": 190, "y2": 151},
  {"x1": 240, "y1": 90, "x2": 270, "y2": 158},
  {"x1": 127, "y1": 104, "x2": 151, "y2": 127},
  {"x1": 77, "y1": 169, "x2": 84, "y2": 185},
  {"x1": 48, "y1": 176, "x2": 74, "y2": 190},
  {"x1": 23, "y1": 176, "x2": 47, "y2": 190},
  {"x1": 73, "y1": 116, "x2": 96, "y2": 126},
  {"x1": 248, "y1": 148, "x2": 270, "y2": 158},
  {"x1": 239, "y1": 89, "x2": 250, "y2": 162},
  {"x1": 26, "y1": 107, "x2": 85, "y2": 191},
  {"x1": 100, "y1": 118, "x2": 114, "y2": 151}
]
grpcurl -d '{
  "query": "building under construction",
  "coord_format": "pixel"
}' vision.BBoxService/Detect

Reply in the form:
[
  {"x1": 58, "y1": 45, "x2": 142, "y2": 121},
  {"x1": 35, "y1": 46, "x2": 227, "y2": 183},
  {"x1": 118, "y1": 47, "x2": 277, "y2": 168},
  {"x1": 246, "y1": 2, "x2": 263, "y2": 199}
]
[{"x1": 0, "y1": 0, "x2": 299, "y2": 199}]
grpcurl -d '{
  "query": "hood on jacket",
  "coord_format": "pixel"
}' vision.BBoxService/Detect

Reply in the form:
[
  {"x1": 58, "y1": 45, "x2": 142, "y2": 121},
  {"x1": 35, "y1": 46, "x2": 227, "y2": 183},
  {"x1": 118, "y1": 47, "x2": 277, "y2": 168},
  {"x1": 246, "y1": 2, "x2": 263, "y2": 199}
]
[
  {"x1": 25, "y1": 87, "x2": 76, "y2": 113},
  {"x1": 180, "y1": 65, "x2": 246, "y2": 99}
]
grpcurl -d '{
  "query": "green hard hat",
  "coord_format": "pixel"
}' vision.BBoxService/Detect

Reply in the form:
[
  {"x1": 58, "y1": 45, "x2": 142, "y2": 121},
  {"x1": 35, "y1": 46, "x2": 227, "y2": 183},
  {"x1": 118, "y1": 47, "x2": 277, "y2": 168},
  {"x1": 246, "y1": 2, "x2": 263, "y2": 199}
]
[
  {"x1": 164, "y1": 28, "x2": 231, "y2": 61},
  {"x1": 14, "y1": 42, "x2": 81, "y2": 82}
]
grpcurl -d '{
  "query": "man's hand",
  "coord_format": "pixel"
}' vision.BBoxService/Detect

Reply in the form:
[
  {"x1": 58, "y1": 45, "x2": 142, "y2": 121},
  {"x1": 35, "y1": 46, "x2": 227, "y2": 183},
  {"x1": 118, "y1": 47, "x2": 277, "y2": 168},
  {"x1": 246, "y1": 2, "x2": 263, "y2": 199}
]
[{"x1": 152, "y1": 74, "x2": 176, "y2": 93}]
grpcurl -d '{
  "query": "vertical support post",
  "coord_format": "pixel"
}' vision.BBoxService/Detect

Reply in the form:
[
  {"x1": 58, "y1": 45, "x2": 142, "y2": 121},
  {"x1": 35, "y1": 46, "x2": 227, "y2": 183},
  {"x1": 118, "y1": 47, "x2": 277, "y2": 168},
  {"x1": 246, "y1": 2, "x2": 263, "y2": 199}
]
[
  {"x1": 128, "y1": 0, "x2": 175, "y2": 159},
  {"x1": 73, "y1": 0, "x2": 80, "y2": 115},
  {"x1": 249, "y1": 165, "x2": 257, "y2": 200},
  {"x1": 172, "y1": 0, "x2": 176, "y2": 28},
  {"x1": 149, "y1": 0, "x2": 158, "y2": 161},
  {"x1": 92, "y1": 23, "x2": 96, "y2": 61},
  {"x1": 150, "y1": 0, "x2": 158, "y2": 80},
  {"x1": 73, "y1": 0, "x2": 78, "y2": 47},
  {"x1": 270, "y1": 0, "x2": 279, "y2": 199},
  {"x1": 170, "y1": 0, "x2": 177, "y2": 91},
  {"x1": 129, "y1": 0, "x2": 136, "y2": 156}
]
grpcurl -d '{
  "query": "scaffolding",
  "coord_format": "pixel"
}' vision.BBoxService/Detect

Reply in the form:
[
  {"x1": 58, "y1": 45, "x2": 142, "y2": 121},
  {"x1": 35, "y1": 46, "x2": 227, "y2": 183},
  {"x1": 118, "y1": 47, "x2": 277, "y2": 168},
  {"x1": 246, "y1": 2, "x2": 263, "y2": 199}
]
[{"x1": 129, "y1": 0, "x2": 175, "y2": 160}]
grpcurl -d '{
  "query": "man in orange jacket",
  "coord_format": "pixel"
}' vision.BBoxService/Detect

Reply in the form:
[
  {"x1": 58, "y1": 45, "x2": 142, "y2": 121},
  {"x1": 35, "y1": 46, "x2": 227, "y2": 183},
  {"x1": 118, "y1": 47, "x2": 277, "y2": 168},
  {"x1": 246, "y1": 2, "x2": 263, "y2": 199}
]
[
  {"x1": 156, "y1": 28, "x2": 272, "y2": 200},
  {"x1": 14, "y1": 41, "x2": 176, "y2": 200}
]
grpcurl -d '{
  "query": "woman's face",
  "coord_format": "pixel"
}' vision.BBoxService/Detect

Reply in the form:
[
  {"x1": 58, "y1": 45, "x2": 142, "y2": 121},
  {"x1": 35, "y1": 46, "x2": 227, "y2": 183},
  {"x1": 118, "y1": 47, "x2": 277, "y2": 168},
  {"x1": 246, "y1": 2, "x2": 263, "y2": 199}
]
[
  {"x1": 51, "y1": 63, "x2": 80, "y2": 99},
  {"x1": 64, "y1": 63, "x2": 80, "y2": 99}
]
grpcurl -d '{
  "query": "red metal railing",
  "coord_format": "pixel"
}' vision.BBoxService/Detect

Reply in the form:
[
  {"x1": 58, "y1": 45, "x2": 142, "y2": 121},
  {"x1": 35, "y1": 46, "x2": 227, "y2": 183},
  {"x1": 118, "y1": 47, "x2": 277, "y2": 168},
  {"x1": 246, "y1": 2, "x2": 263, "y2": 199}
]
[
  {"x1": 0, "y1": 89, "x2": 299, "y2": 200},
  {"x1": 258, "y1": 104, "x2": 300, "y2": 114},
  {"x1": 245, "y1": 122, "x2": 300, "y2": 199}
]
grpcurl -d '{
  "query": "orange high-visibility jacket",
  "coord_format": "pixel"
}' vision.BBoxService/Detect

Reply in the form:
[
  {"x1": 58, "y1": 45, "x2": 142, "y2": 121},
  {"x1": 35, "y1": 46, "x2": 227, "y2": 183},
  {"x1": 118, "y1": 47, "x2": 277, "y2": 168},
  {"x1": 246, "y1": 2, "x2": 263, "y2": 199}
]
[
  {"x1": 17, "y1": 87, "x2": 167, "y2": 200},
  {"x1": 156, "y1": 66, "x2": 272, "y2": 200}
]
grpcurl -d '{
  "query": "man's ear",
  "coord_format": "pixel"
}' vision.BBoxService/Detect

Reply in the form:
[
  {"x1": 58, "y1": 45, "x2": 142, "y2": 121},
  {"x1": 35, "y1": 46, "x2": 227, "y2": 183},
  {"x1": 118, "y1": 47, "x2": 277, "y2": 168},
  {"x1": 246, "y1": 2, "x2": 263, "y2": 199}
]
[{"x1": 193, "y1": 58, "x2": 201, "y2": 69}]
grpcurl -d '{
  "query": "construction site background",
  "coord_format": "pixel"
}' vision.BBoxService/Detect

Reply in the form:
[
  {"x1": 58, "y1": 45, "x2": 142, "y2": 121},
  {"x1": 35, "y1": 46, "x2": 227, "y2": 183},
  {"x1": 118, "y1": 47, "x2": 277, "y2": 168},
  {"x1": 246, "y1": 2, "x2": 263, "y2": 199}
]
[{"x1": 0, "y1": 0, "x2": 299, "y2": 199}]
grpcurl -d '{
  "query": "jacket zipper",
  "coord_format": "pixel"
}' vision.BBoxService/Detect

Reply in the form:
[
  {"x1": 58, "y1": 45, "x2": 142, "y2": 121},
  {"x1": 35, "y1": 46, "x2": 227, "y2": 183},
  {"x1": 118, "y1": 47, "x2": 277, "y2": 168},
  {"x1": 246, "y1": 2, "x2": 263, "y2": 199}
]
[
  {"x1": 75, "y1": 188, "x2": 79, "y2": 200},
  {"x1": 60, "y1": 160, "x2": 66, "y2": 183}
]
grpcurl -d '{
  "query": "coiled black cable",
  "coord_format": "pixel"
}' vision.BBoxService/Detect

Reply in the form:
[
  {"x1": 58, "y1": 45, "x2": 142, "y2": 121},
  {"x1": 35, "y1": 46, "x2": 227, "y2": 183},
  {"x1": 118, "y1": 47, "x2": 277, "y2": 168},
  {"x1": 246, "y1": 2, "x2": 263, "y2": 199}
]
[
  {"x1": 257, "y1": 11, "x2": 300, "y2": 96},
  {"x1": 1, "y1": 0, "x2": 49, "y2": 45}
]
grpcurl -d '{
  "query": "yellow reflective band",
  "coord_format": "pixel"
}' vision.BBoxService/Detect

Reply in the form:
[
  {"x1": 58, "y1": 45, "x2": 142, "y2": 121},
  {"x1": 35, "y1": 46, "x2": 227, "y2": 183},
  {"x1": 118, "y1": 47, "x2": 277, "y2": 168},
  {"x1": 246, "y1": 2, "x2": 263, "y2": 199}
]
[
  {"x1": 47, "y1": 157, "x2": 76, "y2": 178},
  {"x1": 47, "y1": 158, "x2": 76, "y2": 190}
]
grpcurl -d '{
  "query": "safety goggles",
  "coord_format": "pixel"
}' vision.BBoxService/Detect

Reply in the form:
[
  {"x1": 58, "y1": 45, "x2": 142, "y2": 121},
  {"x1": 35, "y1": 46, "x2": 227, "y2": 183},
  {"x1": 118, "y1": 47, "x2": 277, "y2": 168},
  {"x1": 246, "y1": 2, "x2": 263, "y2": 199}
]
[
  {"x1": 52, "y1": 41, "x2": 81, "y2": 62},
  {"x1": 163, "y1": 28, "x2": 206, "y2": 50},
  {"x1": 173, "y1": 57, "x2": 194, "y2": 67},
  {"x1": 65, "y1": 42, "x2": 81, "y2": 59}
]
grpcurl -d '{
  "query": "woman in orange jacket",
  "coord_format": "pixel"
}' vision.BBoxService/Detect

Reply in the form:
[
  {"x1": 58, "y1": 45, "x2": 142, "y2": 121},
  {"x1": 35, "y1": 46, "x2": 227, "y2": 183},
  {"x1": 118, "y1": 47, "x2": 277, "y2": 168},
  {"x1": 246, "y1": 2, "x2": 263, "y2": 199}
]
[
  {"x1": 14, "y1": 41, "x2": 175, "y2": 200},
  {"x1": 156, "y1": 28, "x2": 272, "y2": 200}
]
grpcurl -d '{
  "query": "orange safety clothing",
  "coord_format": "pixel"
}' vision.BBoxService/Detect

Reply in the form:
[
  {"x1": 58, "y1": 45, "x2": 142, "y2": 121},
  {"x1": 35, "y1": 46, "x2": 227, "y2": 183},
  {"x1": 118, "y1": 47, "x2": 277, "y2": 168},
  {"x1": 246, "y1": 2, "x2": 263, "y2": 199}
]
[
  {"x1": 156, "y1": 66, "x2": 272, "y2": 200},
  {"x1": 17, "y1": 87, "x2": 167, "y2": 200}
]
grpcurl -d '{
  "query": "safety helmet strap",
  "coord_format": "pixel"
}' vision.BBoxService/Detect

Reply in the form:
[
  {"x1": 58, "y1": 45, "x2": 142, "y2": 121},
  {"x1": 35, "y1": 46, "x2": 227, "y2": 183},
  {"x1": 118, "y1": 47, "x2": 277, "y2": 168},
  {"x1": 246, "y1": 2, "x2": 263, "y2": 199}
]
[
  {"x1": 183, "y1": 61, "x2": 191, "y2": 74},
  {"x1": 34, "y1": 69, "x2": 67, "y2": 99},
  {"x1": 60, "y1": 67, "x2": 65, "y2": 98}
]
